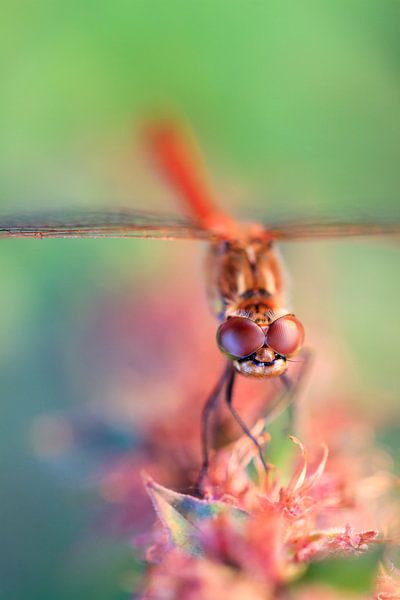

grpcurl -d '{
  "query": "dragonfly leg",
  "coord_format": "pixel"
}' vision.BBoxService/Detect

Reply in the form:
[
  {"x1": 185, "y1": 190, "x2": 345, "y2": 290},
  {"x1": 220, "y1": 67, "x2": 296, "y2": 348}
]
[
  {"x1": 225, "y1": 367, "x2": 269, "y2": 472},
  {"x1": 194, "y1": 362, "x2": 232, "y2": 496}
]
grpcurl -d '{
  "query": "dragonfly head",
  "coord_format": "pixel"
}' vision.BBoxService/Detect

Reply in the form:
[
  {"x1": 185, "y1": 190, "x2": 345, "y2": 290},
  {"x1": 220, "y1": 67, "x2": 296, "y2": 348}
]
[{"x1": 216, "y1": 314, "x2": 304, "y2": 378}]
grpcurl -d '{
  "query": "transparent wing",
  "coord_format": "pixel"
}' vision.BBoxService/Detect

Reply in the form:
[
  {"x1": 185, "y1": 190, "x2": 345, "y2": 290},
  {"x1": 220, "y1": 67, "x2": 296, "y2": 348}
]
[
  {"x1": 1, "y1": 208, "x2": 400, "y2": 242},
  {"x1": 0, "y1": 209, "x2": 214, "y2": 240},
  {"x1": 262, "y1": 216, "x2": 400, "y2": 241}
]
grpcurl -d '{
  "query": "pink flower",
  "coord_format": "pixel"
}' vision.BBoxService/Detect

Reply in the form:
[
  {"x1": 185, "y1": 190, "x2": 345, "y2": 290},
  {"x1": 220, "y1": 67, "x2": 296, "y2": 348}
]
[{"x1": 140, "y1": 417, "x2": 392, "y2": 597}]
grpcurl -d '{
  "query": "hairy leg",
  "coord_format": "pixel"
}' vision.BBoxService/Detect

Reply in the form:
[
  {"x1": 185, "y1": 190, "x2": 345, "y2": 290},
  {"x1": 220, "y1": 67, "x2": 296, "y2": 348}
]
[
  {"x1": 194, "y1": 362, "x2": 233, "y2": 495},
  {"x1": 225, "y1": 367, "x2": 269, "y2": 472}
]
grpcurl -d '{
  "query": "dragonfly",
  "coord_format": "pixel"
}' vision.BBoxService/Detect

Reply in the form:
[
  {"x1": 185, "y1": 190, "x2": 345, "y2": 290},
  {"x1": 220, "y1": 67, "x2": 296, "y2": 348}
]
[{"x1": 2, "y1": 122, "x2": 400, "y2": 493}]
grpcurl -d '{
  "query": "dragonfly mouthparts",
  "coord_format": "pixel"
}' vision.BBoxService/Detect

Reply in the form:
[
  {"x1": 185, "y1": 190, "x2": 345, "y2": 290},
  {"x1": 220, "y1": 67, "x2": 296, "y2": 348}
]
[{"x1": 234, "y1": 352, "x2": 287, "y2": 378}]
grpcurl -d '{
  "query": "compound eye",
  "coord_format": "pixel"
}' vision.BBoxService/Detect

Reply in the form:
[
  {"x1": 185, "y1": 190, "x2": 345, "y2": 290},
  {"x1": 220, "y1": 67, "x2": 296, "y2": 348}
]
[
  {"x1": 216, "y1": 317, "x2": 265, "y2": 359},
  {"x1": 266, "y1": 315, "x2": 304, "y2": 356}
]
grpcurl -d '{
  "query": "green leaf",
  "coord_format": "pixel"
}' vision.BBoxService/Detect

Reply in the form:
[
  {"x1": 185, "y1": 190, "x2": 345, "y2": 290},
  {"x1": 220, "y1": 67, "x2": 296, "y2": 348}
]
[
  {"x1": 144, "y1": 475, "x2": 248, "y2": 557},
  {"x1": 296, "y1": 546, "x2": 383, "y2": 594}
]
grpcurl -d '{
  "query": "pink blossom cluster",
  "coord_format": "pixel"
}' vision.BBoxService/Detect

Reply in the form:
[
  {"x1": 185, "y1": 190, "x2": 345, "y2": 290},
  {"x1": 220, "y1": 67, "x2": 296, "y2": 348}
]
[{"x1": 140, "y1": 415, "x2": 398, "y2": 599}]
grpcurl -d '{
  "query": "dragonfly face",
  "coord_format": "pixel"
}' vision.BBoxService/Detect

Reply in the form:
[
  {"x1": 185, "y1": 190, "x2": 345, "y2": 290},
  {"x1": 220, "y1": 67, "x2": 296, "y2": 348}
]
[{"x1": 217, "y1": 313, "x2": 304, "y2": 377}]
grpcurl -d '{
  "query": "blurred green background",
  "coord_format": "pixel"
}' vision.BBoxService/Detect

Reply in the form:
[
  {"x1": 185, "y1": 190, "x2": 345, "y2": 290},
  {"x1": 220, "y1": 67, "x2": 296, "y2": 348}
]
[{"x1": 0, "y1": 1, "x2": 399, "y2": 598}]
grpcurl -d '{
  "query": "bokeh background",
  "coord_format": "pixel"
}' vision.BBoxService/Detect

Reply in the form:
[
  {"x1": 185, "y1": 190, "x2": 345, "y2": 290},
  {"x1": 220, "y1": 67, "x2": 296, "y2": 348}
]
[{"x1": 1, "y1": 1, "x2": 399, "y2": 598}]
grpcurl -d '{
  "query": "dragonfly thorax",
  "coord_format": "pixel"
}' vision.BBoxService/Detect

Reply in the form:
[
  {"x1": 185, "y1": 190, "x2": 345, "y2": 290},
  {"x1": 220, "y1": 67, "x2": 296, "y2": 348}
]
[{"x1": 206, "y1": 238, "x2": 287, "y2": 321}]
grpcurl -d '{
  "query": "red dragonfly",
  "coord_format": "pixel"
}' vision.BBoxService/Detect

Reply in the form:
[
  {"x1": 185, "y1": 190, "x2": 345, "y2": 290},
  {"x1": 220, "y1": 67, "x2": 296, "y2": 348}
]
[{"x1": 2, "y1": 123, "x2": 399, "y2": 492}]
